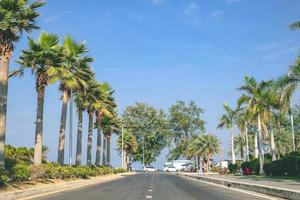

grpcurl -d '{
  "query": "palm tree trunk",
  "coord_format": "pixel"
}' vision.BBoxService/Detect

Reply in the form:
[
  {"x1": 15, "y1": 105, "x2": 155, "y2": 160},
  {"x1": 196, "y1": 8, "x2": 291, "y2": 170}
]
[
  {"x1": 199, "y1": 156, "x2": 203, "y2": 174},
  {"x1": 102, "y1": 134, "x2": 107, "y2": 165},
  {"x1": 254, "y1": 131, "x2": 259, "y2": 158},
  {"x1": 231, "y1": 127, "x2": 236, "y2": 164},
  {"x1": 257, "y1": 113, "x2": 264, "y2": 175},
  {"x1": 75, "y1": 109, "x2": 83, "y2": 165},
  {"x1": 33, "y1": 86, "x2": 45, "y2": 165},
  {"x1": 0, "y1": 56, "x2": 9, "y2": 168},
  {"x1": 245, "y1": 126, "x2": 250, "y2": 162},
  {"x1": 270, "y1": 125, "x2": 276, "y2": 161},
  {"x1": 124, "y1": 151, "x2": 128, "y2": 170},
  {"x1": 95, "y1": 112, "x2": 102, "y2": 165},
  {"x1": 107, "y1": 135, "x2": 111, "y2": 165},
  {"x1": 57, "y1": 89, "x2": 69, "y2": 165},
  {"x1": 87, "y1": 111, "x2": 93, "y2": 165}
]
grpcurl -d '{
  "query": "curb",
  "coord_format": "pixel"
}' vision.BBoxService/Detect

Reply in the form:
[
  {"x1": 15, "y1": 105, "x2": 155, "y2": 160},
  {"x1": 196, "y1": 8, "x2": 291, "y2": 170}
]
[
  {"x1": 0, "y1": 173, "x2": 128, "y2": 200},
  {"x1": 178, "y1": 173, "x2": 300, "y2": 200}
]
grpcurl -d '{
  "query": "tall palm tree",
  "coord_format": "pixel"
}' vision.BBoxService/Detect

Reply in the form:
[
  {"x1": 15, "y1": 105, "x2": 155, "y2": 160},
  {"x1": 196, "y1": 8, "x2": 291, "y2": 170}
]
[
  {"x1": 290, "y1": 21, "x2": 300, "y2": 30},
  {"x1": 10, "y1": 32, "x2": 60, "y2": 165},
  {"x1": 48, "y1": 36, "x2": 93, "y2": 165},
  {"x1": 217, "y1": 104, "x2": 236, "y2": 164},
  {"x1": 0, "y1": 0, "x2": 45, "y2": 168},
  {"x1": 94, "y1": 83, "x2": 115, "y2": 165},
  {"x1": 238, "y1": 76, "x2": 272, "y2": 175}
]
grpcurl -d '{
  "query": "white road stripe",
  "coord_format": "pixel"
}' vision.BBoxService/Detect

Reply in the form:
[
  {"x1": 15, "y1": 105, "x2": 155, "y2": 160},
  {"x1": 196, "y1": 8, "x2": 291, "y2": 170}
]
[
  {"x1": 146, "y1": 195, "x2": 152, "y2": 199},
  {"x1": 148, "y1": 189, "x2": 153, "y2": 192}
]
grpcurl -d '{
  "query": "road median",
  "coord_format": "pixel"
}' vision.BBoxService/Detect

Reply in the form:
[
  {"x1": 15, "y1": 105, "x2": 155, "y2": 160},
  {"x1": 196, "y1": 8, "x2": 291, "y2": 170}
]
[{"x1": 178, "y1": 173, "x2": 300, "y2": 200}]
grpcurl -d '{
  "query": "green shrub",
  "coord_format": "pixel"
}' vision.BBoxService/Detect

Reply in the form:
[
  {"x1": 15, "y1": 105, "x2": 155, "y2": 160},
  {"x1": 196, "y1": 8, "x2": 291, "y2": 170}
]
[
  {"x1": 241, "y1": 159, "x2": 259, "y2": 175},
  {"x1": 0, "y1": 168, "x2": 9, "y2": 185},
  {"x1": 113, "y1": 168, "x2": 127, "y2": 174},
  {"x1": 228, "y1": 163, "x2": 238, "y2": 174},
  {"x1": 263, "y1": 163, "x2": 272, "y2": 176},
  {"x1": 12, "y1": 163, "x2": 30, "y2": 181}
]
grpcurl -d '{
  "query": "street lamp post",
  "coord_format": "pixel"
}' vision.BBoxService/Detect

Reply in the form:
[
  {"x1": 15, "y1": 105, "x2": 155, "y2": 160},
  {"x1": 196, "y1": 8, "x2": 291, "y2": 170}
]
[{"x1": 121, "y1": 125, "x2": 124, "y2": 168}]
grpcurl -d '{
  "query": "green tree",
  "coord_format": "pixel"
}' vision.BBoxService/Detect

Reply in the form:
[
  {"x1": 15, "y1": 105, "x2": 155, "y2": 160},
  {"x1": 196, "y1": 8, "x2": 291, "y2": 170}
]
[
  {"x1": 117, "y1": 129, "x2": 138, "y2": 170},
  {"x1": 238, "y1": 76, "x2": 273, "y2": 175},
  {"x1": 217, "y1": 103, "x2": 237, "y2": 164},
  {"x1": 48, "y1": 36, "x2": 93, "y2": 165},
  {"x1": 0, "y1": 0, "x2": 45, "y2": 168},
  {"x1": 169, "y1": 100, "x2": 205, "y2": 142},
  {"x1": 122, "y1": 103, "x2": 169, "y2": 165},
  {"x1": 10, "y1": 32, "x2": 60, "y2": 165},
  {"x1": 185, "y1": 134, "x2": 221, "y2": 172}
]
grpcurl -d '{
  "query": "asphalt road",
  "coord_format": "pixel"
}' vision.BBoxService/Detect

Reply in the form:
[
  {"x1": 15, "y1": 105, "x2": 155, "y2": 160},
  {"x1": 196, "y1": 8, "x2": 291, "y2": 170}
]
[{"x1": 30, "y1": 173, "x2": 276, "y2": 200}]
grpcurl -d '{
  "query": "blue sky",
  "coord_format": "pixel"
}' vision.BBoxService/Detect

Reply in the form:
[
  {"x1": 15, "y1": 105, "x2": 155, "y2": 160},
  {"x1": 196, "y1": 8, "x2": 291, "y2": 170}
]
[{"x1": 6, "y1": 0, "x2": 300, "y2": 169}]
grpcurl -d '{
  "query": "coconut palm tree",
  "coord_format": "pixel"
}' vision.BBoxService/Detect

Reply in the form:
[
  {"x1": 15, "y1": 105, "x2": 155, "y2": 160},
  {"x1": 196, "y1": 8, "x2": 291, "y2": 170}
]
[
  {"x1": 217, "y1": 104, "x2": 237, "y2": 164},
  {"x1": 94, "y1": 83, "x2": 115, "y2": 165},
  {"x1": 185, "y1": 134, "x2": 221, "y2": 172},
  {"x1": 0, "y1": 0, "x2": 45, "y2": 168},
  {"x1": 290, "y1": 21, "x2": 300, "y2": 30},
  {"x1": 48, "y1": 36, "x2": 93, "y2": 165},
  {"x1": 238, "y1": 76, "x2": 273, "y2": 175},
  {"x1": 10, "y1": 32, "x2": 60, "y2": 165}
]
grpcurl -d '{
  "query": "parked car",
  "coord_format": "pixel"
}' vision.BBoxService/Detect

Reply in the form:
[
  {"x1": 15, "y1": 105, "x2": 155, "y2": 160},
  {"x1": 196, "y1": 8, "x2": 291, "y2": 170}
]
[
  {"x1": 181, "y1": 163, "x2": 195, "y2": 172},
  {"x1": 143, "y1": 166, "x2": 158, "y2": 172},
  {"x1": 163, "y1": 165, "x2": 178, "y2": 172}
]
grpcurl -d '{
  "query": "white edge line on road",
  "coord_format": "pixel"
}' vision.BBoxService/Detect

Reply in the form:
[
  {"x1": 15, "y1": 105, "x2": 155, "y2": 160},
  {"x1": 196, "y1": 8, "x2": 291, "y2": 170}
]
[
  {"x1": 17, "y1": 176, "x2": 126, "y2": 200},
  {"x1": 184, "y1": 176, "x2": 282, "y2": 200}
]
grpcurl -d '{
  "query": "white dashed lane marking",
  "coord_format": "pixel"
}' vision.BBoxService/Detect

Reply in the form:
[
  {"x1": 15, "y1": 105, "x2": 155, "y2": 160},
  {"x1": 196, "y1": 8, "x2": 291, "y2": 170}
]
[{"x1": 146, "y1": 195, "x2": 152, "y2": 199}]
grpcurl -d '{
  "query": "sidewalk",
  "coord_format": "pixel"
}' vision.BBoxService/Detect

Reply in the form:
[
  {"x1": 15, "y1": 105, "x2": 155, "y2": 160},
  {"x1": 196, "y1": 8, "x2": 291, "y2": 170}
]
[
  {"x1": 179, "y1": 173, "x2": 300, "y2": 200},
  {"x1": 204, "y1": 174, "x2": 300, "y2": 191}
]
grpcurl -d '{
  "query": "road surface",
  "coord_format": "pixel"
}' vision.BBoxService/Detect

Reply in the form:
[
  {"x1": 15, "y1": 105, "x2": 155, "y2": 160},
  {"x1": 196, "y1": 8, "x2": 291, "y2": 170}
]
[{"x1": 30, "y1": 173, "x2": 278, "y2": 200}]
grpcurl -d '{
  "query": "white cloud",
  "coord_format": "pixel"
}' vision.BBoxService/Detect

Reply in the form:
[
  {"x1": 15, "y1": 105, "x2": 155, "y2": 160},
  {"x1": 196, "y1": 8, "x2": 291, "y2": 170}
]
[
  {"x1": 210, "y1": 10, "x2": 224, "y2": 18},
  {"x1": 43, "y1": 14, "x2": 61, "y2": 23},
  {"x1": 225, "y1": 0, "x2": 241, "y2": 3},
  {"x1": 184, "y1": 2, "x2": 199, "y2": 15},
  {"x1": 151, "y1": 0, "x2": 166, "y2": 5}
]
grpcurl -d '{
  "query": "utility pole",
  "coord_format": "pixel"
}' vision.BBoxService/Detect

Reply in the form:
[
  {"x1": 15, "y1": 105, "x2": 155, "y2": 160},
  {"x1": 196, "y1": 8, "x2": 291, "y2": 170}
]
[
  {"x1": 121, "y1": 125, "x2": 124, "y2": 168},
  {"x1": 142, "y1": 135, "x2": 145, "y2": 167},
  {"x1": 288, "y1": 70, "x2": 296, "y2": 151},
  {"x1": 69, "y1": 92, "x2": 73, "y2": 165}
]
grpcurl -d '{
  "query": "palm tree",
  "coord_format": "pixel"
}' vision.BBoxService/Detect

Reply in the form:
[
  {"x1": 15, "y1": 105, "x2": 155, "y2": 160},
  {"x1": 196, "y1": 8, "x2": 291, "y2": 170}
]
[
  {"x1": 217, "y1": 104, "x2": 236, "y2": 164},
  {"x1": 185, "y1": 134, "x2": 221, "y2": 172},
  {"x1": 48, "y1": 36, "x2": 93, "y2": 165},
  {"x1": 94, "y1": 83, "x2": 115, "y2": 165},
  {"x1": 0, "y1": 0, "x2": 45, "y2": 168},
  {"x1": 238, "y1": 76, "x2": 272, "y2": 175},
  {"x1": 234, "y1": 135, "x2": 245, "y2": 160},
  {"x1": 290, "y1": 21, "x2": 300, "y2": 30},
  {"x1": 10, "y1": 32, "x2": 60, "y2": 165}
]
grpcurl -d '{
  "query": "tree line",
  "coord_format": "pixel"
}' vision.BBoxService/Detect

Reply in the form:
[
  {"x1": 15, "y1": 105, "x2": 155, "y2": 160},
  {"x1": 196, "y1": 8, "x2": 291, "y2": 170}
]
[
  {"x1": 0, "y1": 0, "x2": 119, "y2": 168},
  {"x1": 218, "y1": 21, "x2": 300, "y2": 175}
]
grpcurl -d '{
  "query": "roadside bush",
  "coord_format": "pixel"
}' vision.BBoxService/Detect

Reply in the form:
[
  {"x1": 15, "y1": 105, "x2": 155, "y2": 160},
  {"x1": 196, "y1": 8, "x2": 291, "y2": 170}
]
[
  {"x1": 263, "y1": 163, "x2": 272, "y2": 176},
  {"x1": 12, "y1": 163, "x2": 30, "y2": 182},
  {"x1": 228, "y1": 163, "x2": 238, "y2": 174},
  {"x1": 241, "y1": 159, "x2": 259, "y2": 175},
  {"x1": 267, "y1": 151, "x2": 300, "y2": 176},
  {"x1": 113, "y1": 168, "x2": 127, "y2": 174},
  {"x1": 0, "y1": 168, "x2": 9, "y2": 185},
  {"x1": 30, "y1": 165, "x2": 47, "y2": 181}
]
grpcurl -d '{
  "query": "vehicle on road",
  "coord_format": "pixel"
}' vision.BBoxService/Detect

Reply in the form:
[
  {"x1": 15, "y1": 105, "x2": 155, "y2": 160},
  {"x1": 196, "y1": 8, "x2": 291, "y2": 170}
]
[
  {"x1": 143, "y1": 166, "x2": 158, "y2": 172},
  {"x1": 163, "y1": 165, "x2": 178, "y2": 172}
]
